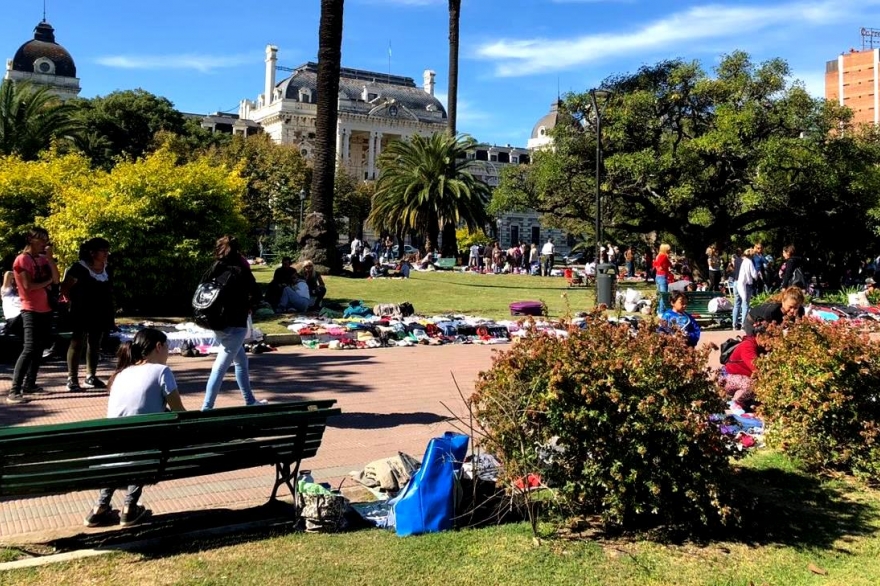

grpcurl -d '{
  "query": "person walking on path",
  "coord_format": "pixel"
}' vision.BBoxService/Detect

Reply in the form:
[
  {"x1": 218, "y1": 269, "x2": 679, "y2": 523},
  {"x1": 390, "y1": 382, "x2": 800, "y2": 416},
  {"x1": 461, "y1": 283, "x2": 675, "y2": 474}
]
[
  {"x1": 736, "y1": 249, "x2": 758, "y2": 330},
  {"x1": 7, "y1": 227, "x2": 60, "y2": 405},
  {"x1": 62, "y1": 237, "x2": 115, "y2": 391},
  {"x1": 83, "y1": 328, "x2": 186, "y2": 528},
  {"x1": 706, "y1": 245, "x2": 722, "y2": 291},
  {"x1": 653, "y1": 244, "x2": 672, "y2": 315},
  {"x1": 201, "y1": 236, "x2": 266, "y2": 410}
]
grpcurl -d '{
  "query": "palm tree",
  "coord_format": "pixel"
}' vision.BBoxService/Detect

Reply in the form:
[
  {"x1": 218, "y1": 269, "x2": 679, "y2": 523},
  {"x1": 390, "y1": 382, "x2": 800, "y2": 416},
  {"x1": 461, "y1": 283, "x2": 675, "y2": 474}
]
[
  {"x1": 369, "y1": 133, "x2": 490, "y2": 253},
  {"x1": 440, "y1": 0, "x2": 463, "y2": 257},
  {"x1": 299, "y1": 0, "x2": 344, "y2": 273},
  {"x1": 0, "y1": 80, "x2": 80, "y2": 160}
]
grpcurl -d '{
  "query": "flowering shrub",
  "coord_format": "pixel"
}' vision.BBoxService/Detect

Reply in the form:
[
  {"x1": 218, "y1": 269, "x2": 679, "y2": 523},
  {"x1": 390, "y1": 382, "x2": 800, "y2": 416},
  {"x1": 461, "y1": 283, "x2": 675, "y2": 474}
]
[
  {"x1": 471, "y1": 318, "x2": 739, "y2": 532},
  {"x1": 754, "y1": 320, "x2": 880, "y2": 482}
]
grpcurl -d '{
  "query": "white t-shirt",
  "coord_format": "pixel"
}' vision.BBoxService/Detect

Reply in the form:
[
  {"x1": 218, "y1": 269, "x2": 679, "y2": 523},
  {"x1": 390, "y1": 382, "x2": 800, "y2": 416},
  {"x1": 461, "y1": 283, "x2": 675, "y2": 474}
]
[
  {"x1": 541, "y1": 242, "x2": 554, "y2": 256},
  {"x1": 1, "y1": 287, "x2": 22, "y2": 320},
  {"x1": 107, "y1": 363, "x2": 177, "y2": 418},
  {"x1": 350, "y1": 239, "x2": 362, "y2": 256},
  {"x1": 469, "y1": 245, "x2": 480, "y2": 258}
]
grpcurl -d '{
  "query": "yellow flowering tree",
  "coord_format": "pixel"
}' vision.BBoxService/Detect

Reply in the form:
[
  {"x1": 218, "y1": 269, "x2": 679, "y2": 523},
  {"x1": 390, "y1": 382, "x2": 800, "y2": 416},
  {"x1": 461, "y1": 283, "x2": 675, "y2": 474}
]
[
  {"x1": 45, "y1": 147, "x2": 248, "y2": 313},
  {"x1": 0, "y1": 151, "x2": 91, "y2": 261}
]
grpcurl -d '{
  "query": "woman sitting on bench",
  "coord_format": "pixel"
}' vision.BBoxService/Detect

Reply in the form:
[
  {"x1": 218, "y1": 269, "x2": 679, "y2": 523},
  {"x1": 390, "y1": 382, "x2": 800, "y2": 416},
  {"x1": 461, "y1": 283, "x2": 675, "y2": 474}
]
[{"x1": 83, "y1": 328, "x2": 186, "y2": 528}]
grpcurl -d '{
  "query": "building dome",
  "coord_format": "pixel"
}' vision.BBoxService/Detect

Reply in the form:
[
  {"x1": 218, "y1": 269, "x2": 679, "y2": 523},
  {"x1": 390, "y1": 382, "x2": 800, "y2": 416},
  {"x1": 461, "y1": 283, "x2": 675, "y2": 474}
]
[
  {"x1": 530, "y1": 100, "x2": 562, "y2": 140},
  {"x1": 11, "y1": 21, "x2": 77, "y2": 78}
]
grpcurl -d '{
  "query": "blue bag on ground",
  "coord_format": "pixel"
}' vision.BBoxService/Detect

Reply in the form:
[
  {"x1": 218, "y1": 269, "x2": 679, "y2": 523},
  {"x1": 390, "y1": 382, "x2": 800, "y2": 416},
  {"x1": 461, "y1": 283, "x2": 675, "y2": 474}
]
[{"x1": 392, "y1": 432, "x2": 469, "y2": 536}]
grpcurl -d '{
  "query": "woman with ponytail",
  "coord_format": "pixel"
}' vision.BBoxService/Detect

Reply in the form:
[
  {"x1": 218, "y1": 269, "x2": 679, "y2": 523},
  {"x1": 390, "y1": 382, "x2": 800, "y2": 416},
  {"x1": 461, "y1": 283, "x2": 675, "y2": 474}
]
[{"x1": 83, "y1": 328, "x2": 186, "y2": 528}]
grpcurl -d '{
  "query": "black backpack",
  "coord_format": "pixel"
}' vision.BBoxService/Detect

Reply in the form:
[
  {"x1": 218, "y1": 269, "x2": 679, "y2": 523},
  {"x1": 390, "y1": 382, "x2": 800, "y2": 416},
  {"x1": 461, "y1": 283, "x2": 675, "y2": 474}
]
[
  {"x1": 192, "y1": 263, "x2": 240, "y2": 330},
  {"x1": 719, "y1": 336, "x2": 742, "y2": 365}
]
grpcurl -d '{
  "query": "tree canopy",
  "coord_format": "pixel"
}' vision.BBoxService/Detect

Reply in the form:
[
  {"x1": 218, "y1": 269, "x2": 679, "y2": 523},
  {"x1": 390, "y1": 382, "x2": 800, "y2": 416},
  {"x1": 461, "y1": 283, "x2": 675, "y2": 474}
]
[
  {"x1": 0, "y1": 80, "x2": 81, "y2": 160},
  {"x1": 492, "y1": 52, "x2": 880, "y2": 274}
]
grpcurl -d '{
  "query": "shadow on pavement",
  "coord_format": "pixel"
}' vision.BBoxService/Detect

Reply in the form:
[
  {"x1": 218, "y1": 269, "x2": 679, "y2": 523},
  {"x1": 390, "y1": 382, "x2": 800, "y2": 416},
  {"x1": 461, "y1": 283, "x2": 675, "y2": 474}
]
[{"x1": 328, "y1": 411, "x2": 451, "y2": 430}]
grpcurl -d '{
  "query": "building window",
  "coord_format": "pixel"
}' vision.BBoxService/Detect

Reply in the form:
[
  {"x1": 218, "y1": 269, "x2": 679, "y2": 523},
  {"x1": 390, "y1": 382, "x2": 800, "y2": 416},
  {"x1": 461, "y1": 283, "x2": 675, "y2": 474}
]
[
  {"x1": 510, "y1": 226, "x2": 520, "y2": 246},
  {"x1": 520, "y1": 154, "x2": 530, "y2": 165},
  {"x1": 476, "y1": 150, "x2": 488, "y2": 161},
  {"x1": 531, "y1": 226, "x2": 540, "y2": 245},
  {"x1": 498, "y1": 152, "x2": 510, "y2": 163},
  {"x1": 33, "y1": 58, "x2": 54, "y2": 74},
  {"x1": 490, "y1": 155, "x2": 498, "y2": 162}
]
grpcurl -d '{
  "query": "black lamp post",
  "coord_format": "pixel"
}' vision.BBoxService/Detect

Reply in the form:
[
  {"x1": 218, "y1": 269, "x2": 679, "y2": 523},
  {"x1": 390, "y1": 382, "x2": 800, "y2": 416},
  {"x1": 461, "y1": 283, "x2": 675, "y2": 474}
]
[
  {"x1": 588, "y1": 88, "x2": 612, "y2": 266},
  {"x1": 298, "y1": 188, "x2": 307, "y2": 232}
]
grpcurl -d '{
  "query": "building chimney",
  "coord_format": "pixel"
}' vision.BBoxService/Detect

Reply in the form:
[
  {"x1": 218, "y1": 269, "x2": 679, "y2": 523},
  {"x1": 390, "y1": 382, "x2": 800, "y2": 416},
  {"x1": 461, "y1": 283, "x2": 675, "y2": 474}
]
[
  {"x1": 265, "y1": 45, "x2": 278, "y2": 105},
  {"x1": 423, "y1": 69, "x2": 436, "y2": 96}
]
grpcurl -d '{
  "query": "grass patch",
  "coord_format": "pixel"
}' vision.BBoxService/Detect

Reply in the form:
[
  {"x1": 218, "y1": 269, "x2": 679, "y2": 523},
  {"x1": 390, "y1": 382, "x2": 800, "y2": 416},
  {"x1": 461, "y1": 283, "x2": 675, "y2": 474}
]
[
  {"x1": 249, "y1": 266, "x2": 638, "y2": 334},
  {"x1": 5, "y1": 451, "x2": 880, "y2": 585}
]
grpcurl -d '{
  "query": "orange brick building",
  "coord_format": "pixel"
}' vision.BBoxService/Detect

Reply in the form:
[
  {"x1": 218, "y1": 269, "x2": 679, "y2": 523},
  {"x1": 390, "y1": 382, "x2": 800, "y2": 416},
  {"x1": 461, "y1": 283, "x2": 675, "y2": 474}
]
[{"x1": 825, "y1": 48, "x2": 880, "y2": 125}]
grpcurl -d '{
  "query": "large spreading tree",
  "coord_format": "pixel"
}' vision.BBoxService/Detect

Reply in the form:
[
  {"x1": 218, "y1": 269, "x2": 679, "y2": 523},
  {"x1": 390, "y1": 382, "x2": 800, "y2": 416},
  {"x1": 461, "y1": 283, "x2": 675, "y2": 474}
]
[
  {"x1": 369, "y1": 133, "x2": 490, "y2": 253},
  {"x1": 492, "y1": 52, "x2": 880, "y2": 276}
]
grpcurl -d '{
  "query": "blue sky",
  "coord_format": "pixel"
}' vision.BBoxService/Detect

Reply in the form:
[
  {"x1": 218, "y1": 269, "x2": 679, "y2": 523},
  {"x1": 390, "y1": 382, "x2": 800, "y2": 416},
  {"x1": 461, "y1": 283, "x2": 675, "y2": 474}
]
[{"x1": 3, "y1": 0, "x2": 880, "y2": 147}]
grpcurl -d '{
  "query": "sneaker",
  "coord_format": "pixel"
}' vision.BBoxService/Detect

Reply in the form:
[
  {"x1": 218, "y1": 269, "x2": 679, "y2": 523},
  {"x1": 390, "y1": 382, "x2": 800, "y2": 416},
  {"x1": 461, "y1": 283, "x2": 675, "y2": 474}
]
[
  {"x1": 6, "y1": 393, "x2": 29, "y2": 405},
  {"x1": 248, "y1": 399, "x2": 269, "y2": 406},
  {"x1": 22, "y1": 385, "x2": 45, "y2": 394},
  {"x1": 83, "y1": 376, "x2": 107, "y2": 389},
  {"x1": 120, "y1": 504, "x2": 148, "y2": 526},
  {"x1": 67, "y1": 378, "x2": 82, "y2": 392},
  {"x1": 84, "y1": 505, "x2": 116, "y2": 527}
]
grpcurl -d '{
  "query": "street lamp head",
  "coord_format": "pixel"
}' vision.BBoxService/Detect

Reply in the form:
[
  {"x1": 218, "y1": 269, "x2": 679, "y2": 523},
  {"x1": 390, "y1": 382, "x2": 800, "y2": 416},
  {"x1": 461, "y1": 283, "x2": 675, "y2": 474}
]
[
  {"x1": 299, "y1": 188, "x2": 307, "y2": 201},
  {"x1": 588, "y1": 88, "x2": 613, "y2": 117}
]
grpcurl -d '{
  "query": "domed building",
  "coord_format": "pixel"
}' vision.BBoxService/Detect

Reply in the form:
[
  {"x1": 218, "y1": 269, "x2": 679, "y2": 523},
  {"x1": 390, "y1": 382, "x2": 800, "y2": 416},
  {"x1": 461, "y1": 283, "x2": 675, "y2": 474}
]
[
  {"x1": 527, "y1": 100, "x2": 562, "y2": 150},
  {"x1": 4, "y1": 20, "x2": 81, "y2": 99}
]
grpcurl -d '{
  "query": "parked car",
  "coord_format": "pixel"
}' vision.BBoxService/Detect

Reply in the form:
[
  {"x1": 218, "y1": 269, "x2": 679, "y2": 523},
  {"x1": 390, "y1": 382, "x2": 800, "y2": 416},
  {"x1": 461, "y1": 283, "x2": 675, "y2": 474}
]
[{"x1": 391, "y1": 244, "x2": 419, "y2": 257}]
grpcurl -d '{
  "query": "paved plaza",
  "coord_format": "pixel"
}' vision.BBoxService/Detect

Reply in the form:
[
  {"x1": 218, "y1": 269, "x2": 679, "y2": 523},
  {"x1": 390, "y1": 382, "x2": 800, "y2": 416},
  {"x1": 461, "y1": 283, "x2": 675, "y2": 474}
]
[{"x1": 0, "y1": 332, "x2": 730, "y2": 544}]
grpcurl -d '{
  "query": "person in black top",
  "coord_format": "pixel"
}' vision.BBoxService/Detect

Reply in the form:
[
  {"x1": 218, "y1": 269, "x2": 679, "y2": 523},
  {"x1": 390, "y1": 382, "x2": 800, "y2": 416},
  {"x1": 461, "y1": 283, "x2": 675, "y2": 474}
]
[
  {"x1": 201, "y1": 236, "x2": 265, "y2": 410},
  {"x1": 61, "y1": 238, "x2": 114, "y2": 391},
  {"x1": 273, "y1": 257, "x2": 296, "y2": 286},
  {"x1": 779, "y1": 245, "x2": 806, "y2": 289},
  {"x1": 743, "y1": 286, "x2": 805, "y2": 336}
]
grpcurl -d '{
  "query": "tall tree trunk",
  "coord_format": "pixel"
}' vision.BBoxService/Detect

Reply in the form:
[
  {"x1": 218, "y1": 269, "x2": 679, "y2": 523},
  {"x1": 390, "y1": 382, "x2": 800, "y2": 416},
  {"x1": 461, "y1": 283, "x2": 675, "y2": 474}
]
[
  {"x1": 300, "y1": 0, "x2": 344, "y2": 274},
  {"x1": 441, "y1": 0, "x2": 462, "y2": 259}
]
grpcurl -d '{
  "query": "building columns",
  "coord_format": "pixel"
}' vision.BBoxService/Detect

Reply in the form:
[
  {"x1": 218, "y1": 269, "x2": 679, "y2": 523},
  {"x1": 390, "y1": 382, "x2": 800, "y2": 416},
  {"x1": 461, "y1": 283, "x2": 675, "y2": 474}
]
[
  {"x1": 335, "y1": 121, "x2": 344, "y2": 164},
  {"x1": 342, "y1": 128, "x2": 351, "y2": 164},
  {"x1": 374, "y1": 132, "x2": 384, "y2": 176},
  {"x1": 367, "y1": 131, "x2": 377, "y2": 179}
]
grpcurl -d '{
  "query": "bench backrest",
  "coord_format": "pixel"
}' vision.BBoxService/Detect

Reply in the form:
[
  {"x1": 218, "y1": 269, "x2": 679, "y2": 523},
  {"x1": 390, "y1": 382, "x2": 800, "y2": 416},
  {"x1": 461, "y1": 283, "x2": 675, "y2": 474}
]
[
  {"x1": 684, "y1": 291, "x2": 730, "y2": 320},
  {"x1": 0, "y1": 400, "x2": 340, "y2": 498}
]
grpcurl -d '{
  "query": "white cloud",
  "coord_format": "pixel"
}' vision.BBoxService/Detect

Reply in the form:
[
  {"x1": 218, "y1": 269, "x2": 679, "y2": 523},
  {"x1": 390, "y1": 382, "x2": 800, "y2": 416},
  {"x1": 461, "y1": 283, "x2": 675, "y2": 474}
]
[
  {"x1": 96, "y1": 53, "x2": 255, "y2": 73},
  {"x1": 475, "y1": 0, "x2": 875, "y2": 77}
]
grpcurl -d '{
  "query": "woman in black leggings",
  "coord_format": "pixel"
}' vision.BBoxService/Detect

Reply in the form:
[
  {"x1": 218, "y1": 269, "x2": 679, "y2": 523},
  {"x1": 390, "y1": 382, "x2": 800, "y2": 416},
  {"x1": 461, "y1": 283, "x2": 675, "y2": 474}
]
[{"x1": 62, "y1": 237, "x2": 114, "y2": 391}]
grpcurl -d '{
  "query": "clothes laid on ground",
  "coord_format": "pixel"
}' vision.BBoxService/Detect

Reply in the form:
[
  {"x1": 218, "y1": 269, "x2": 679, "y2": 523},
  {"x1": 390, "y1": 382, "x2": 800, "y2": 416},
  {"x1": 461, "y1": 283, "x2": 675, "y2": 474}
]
[{"x1": 351, "y1": 452, "x2": 421, "y2": 493}]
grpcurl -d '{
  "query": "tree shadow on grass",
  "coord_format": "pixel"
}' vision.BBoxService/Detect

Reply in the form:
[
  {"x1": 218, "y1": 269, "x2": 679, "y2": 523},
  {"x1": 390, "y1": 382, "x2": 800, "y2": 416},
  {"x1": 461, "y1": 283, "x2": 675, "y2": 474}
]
[{"x1": 720, "y1": 464, "x2": 878, "y2": 551}]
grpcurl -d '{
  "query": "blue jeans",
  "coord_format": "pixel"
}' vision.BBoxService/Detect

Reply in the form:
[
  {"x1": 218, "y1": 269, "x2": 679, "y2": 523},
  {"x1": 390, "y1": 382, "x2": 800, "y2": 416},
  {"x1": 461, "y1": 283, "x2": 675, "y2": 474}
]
[
  {"x1": 656, "y1": 275, "x2": 669, "y2": 315},
  {"x1": 732, "y1": 287, "x2": 744, "y2": 331},
  {"x1": 278, "y1": 286, "x2": 310, "y2": 312},
  {"x1": 202, "y1": 326, "x2": 256, "y2": 410}
]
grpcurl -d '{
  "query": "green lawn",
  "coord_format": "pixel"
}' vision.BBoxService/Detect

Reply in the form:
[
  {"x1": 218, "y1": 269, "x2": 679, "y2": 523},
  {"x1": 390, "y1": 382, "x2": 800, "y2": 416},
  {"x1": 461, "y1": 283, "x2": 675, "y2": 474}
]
[
  {"x1": 251, "y1": 266, "x2": 640, "y2": 334},
  {"x1": 4, "y1": 450, "x2": 880, "y2": 585}
]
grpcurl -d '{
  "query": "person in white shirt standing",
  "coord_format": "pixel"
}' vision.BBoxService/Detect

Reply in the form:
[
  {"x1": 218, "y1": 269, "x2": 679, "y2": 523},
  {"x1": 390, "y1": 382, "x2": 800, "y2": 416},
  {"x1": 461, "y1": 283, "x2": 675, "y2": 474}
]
[
  {"x1": 736, "y1": 249, "x2": 757, "y2": 331},
  {"x1": 469, "y1": 243, "x2": 481, "y2": 270},
  {"x1": 540, "y1": 238, "x2": 555, "y2": 277}
]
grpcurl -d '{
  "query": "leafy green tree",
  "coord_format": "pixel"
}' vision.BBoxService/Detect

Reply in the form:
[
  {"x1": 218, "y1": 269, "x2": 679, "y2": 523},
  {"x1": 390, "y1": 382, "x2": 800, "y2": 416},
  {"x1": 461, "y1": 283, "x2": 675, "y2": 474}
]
[
  {"x1": 300, "y1": 0, "x2": 344, "y2": 273},
  {"x1": 369, "y1": 133, "x2": 490, "y2": 252},
  {"x1": 493, "y1": 52, "x2": 880, "y2": 275},
  {"x1": 206, "y1": 134, "x2": 309, "y2": 253},
  {"x1": 71, "y1": 89, "x2": 185, "y2": 167},
  {"x1": 334, "y1": 172, "x2": 373, "y2": 240},
  {"x1": 0, "y1": 80, "x2": 81, "y2": 160}
]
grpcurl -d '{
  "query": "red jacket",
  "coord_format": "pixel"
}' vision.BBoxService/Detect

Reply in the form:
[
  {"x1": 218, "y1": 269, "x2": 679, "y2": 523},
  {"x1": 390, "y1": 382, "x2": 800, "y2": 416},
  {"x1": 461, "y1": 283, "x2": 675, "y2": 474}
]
[
  {"x1": 725, "y1": 336, "x2": 760, "y2": 377},
  {"x1": 653, "y1": 253, "x2": 672, "y2": 277}
]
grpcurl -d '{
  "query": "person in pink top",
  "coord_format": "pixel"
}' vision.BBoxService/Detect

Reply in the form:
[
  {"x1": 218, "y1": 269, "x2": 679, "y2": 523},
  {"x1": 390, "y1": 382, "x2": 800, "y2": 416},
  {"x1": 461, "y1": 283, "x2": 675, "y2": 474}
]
[{"x1": 8, "y1": 227, "x2": 60, "y2": 404}]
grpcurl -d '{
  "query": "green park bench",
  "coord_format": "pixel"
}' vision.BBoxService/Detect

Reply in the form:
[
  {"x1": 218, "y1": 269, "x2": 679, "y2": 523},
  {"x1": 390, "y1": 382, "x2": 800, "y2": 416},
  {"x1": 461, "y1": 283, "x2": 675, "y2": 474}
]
[
  {"x1": 684, "y1": 291, "x2": 733, "y2": 327},
  {"x1": 0, "y1": 400, "x2": 341, "y2": 513},
  {"x1": 435, "y1": 257, "x2": 457, "y2": 270}
]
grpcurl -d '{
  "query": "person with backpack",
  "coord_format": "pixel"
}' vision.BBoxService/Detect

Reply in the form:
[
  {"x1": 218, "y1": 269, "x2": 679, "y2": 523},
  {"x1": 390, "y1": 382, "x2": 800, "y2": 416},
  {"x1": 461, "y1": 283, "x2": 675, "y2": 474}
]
[
  {"x1": 199, "y1": 236, "x2": 266, "y2": 410},
  {"x1": 779, "y1": 245, "x2": 806, "y2": 289},
  {"x1": 720, "y1": 334, "x2": 763, "y2": 411}
]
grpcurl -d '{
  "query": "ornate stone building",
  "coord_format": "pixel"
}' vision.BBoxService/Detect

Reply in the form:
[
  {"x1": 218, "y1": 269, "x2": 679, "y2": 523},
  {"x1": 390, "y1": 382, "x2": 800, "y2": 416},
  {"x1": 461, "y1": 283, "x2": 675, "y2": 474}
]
[
  {"x1": 239, "y1": 45, "x2": 447, "y2": 180},
  {"x1": 4, "y1": 20, "x2": 81, "y2": 99}
]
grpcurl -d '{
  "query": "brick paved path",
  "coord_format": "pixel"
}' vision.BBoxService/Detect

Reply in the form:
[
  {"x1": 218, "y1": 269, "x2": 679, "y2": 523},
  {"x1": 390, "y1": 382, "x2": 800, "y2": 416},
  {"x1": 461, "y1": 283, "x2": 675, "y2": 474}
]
[
  {"x1": 0, "y1": 332, "x2": 729, "y2": 543},
  {"x1": 0, "y1": 343, "x2": 500, "y2": 542}
]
